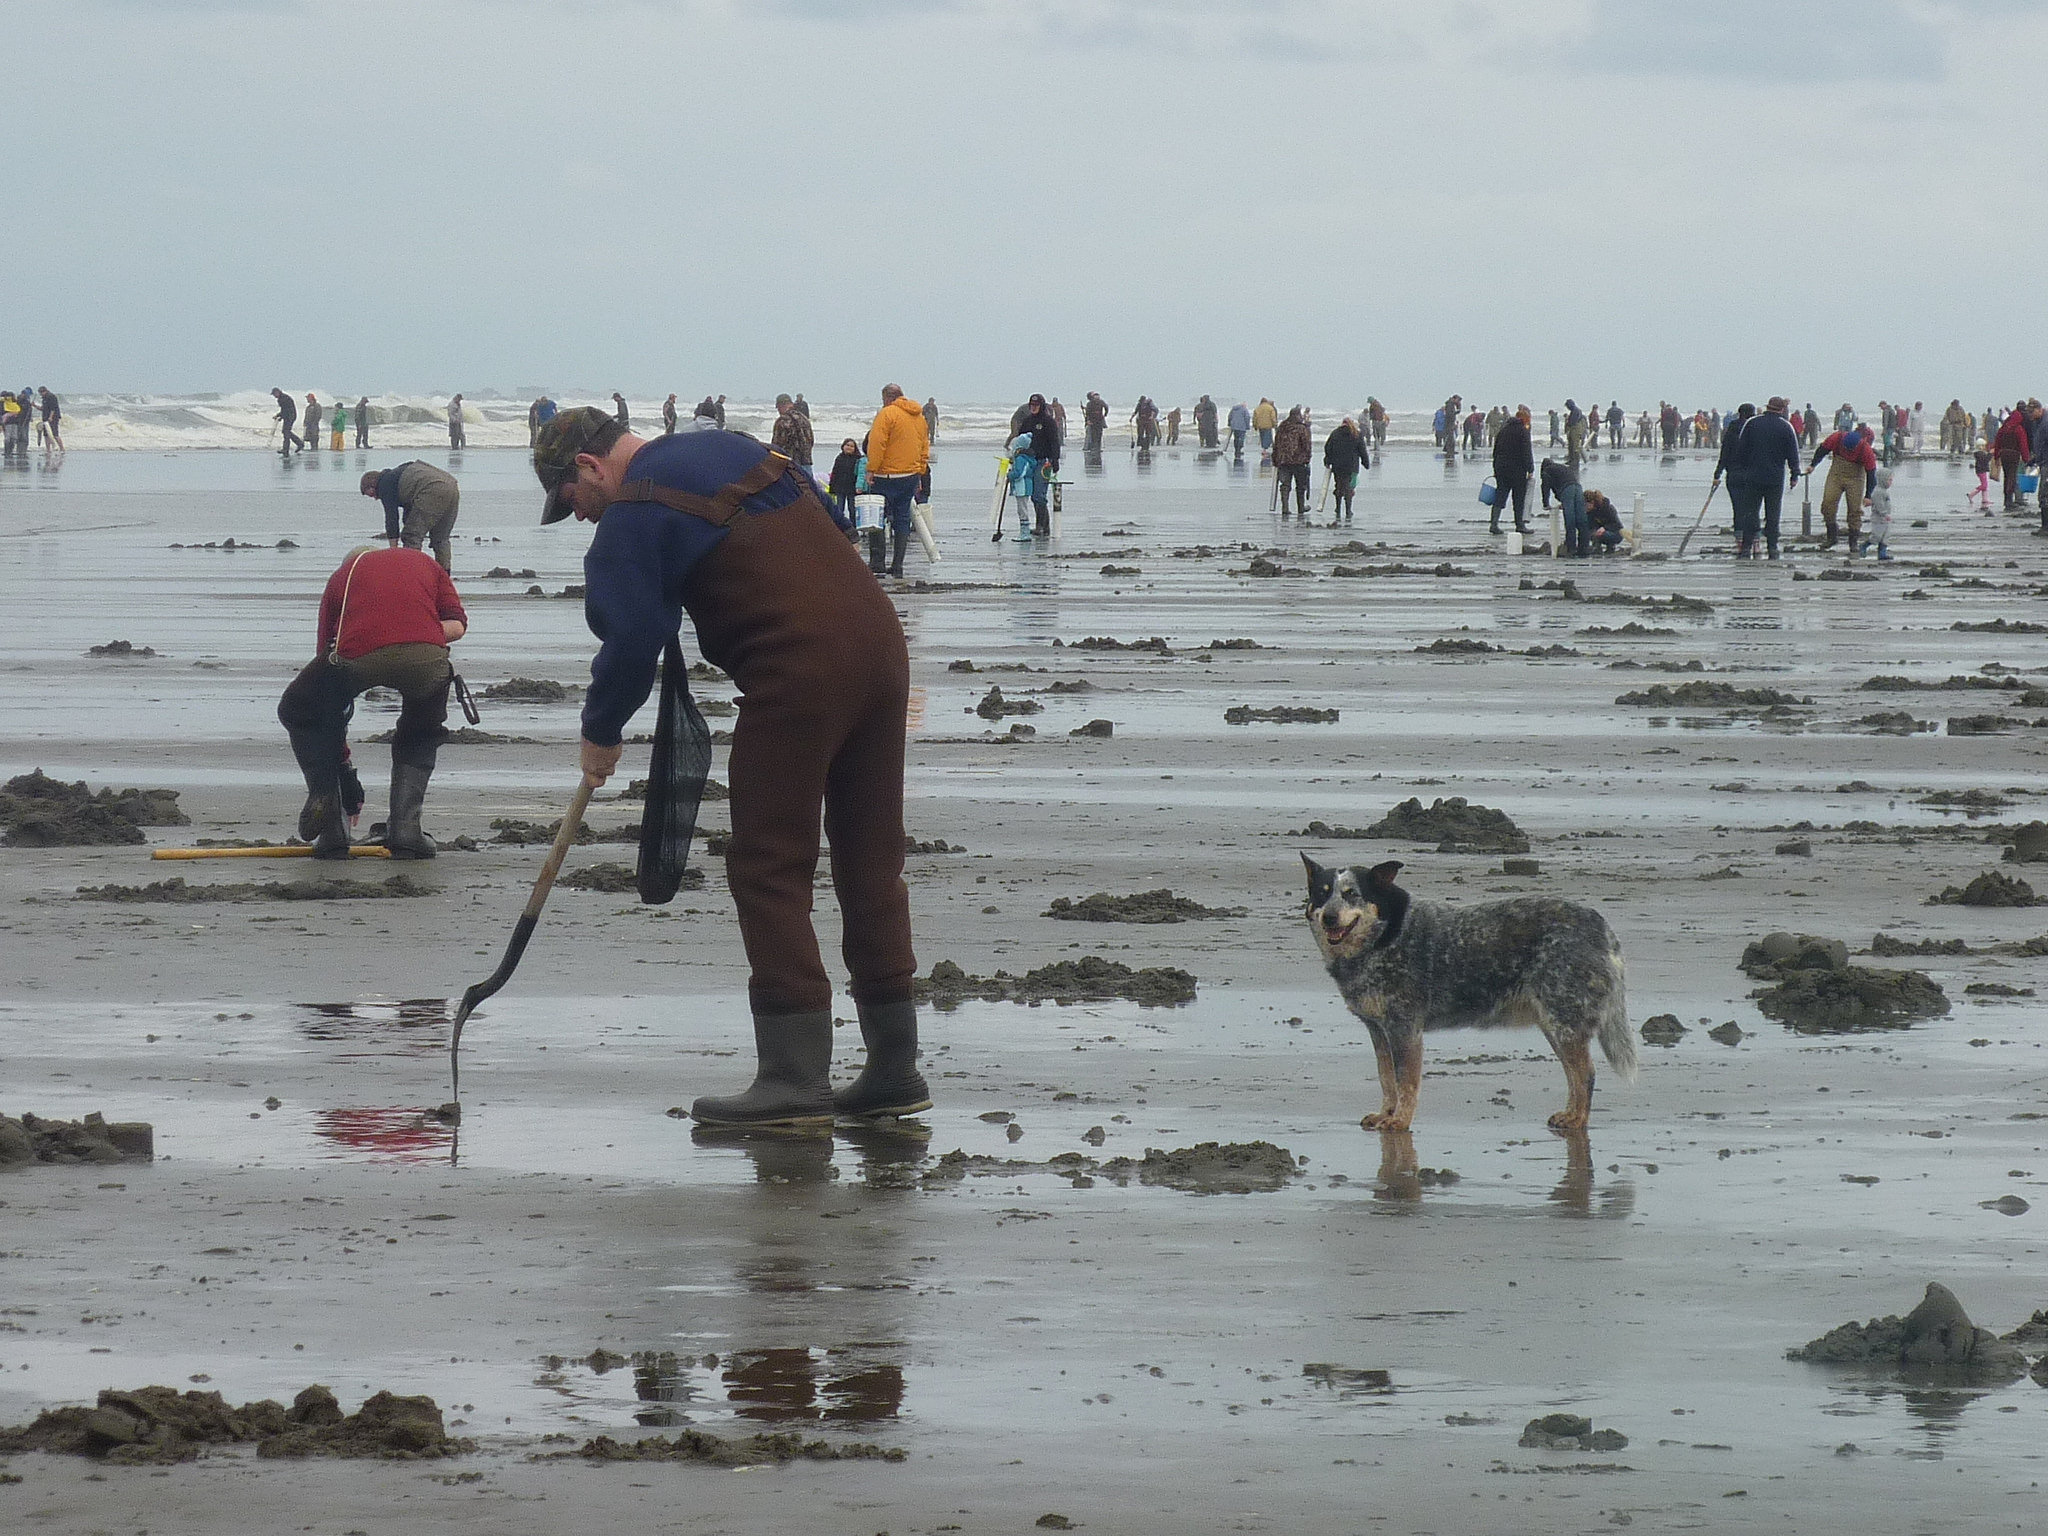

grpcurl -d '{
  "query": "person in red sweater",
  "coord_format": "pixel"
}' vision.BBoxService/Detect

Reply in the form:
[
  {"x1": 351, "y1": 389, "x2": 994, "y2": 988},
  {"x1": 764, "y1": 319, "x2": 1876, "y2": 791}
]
[
  {"x1": 1808, "y1": 424, "x2": 1880, "y2": 551},
  {"x1": 277, "y1": 545, "x2": 468, "y2": 858}
]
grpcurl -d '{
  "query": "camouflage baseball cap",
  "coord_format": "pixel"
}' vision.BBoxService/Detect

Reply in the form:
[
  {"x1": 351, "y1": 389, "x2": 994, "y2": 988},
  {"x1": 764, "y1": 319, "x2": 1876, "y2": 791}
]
[{"x1": 534, "y1": 405, "x2": 618, "y2": 524}]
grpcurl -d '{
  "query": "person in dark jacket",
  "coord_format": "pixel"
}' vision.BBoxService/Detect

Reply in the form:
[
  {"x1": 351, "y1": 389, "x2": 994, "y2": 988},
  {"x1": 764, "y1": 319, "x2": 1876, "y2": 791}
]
[
  {"x1": 1490, "y1": 407, "x2": 1535, "y2": 534},
  {"x1": 271, "y1": 388, "x2": 302, "y2": 455},
  {"x1": 1584, "y1": 490, "x2": 1623, "y2": 553},
  {"x1": 1272, "y1": 407, "x2": 1313, "y2": 518},
  {"x1": 827, "y1": 437, "x2": 861, "y2": 536},
  {"x1": 355, "y1": 396, "x2": 372, "y2": 449},
  {"x1": 1717, "y1": 398, "x2": 1801, "y2": 558},
  {"x1": 1014, "y1": 395, "x2": 1062, "y2": 535},
  {"x1": 1322, "y1": 417, "x2": 1369, "y2": 523},
  {"x1": 534, "y1": 407, "x2": 922, "y2": 1129},
  {"x1": 1993, "y1": 400, "x2": 2032, "y2": 511}
]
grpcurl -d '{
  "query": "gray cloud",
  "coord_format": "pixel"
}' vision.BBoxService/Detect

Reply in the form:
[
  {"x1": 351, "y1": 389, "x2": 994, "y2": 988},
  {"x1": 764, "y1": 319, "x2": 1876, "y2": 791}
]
[{"x1": 1557, "y1": 0, "x2": 1947, "y2": 82}]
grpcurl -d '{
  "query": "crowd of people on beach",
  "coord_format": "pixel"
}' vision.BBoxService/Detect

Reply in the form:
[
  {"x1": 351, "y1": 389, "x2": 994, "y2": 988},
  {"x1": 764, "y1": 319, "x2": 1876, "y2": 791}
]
[{"x1": 1, "y1": 387, "x2": 61, "y2": 456}]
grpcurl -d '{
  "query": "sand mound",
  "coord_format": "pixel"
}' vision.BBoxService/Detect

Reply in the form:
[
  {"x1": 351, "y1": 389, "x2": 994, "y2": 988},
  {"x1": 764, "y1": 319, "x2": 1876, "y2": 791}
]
[
  {"x1": 0, "y1": 1385, "x2": 470, "y2": 1464},
  {"x1": 1741, "y1": 932, "x2": 1948, "y2": 1033},
  {"x1": 1931, "y1": 870, "x2": 2038, "y2": 907},
  {"x1": 1044, "y1": 889, "x2": 1246, "y2": 923},
  {"x1": 75, "y1": 874, "x2": 433, "y2": 903},
  {"x1": 1788, "y1": 1283, "x2": 2029, "y2": 1382},
  {"x1": 915, "y1": 956, "x2": 1196, "y2": 1010},
  {"x1": 480, "y1": 677, "x2": 574, "y2": 702},
  {"x1": 1, "y1": 769, "x2": 188, "y2": 847},
  {"x1": 554, "y1": 1429, "x2": 903, "y2": 1465},
  {"x1": 0, "y1": 1111, "x2": 153, "y2": 1166},
  {"x1": 559, "y1": 862, "x2": 704, "y2": 894},
  {"x1": 1361, "y1": 796, "x2": 1529, "y2": 854},
  {"x1": 1100, "y1": 1141, "x2": 1300, "y2": 1194}
]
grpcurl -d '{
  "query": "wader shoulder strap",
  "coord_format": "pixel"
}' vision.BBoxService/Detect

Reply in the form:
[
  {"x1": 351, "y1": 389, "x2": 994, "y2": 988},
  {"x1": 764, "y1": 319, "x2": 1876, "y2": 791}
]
[
  {"x1": 326, "y1": 551, "x2": 369, "y2": 665},
  {"x1": 614, "y1": 450, "x2": 795, "y2": 529}
]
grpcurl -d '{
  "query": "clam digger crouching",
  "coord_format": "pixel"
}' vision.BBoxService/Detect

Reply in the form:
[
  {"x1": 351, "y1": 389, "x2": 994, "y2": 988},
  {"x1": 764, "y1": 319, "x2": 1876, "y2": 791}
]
[
  {"x1": 534, "y1": 407, "x2": 928, "y2": 1129},
  {"x1": 277, "y1": 545, "x2": 467, "y2": 859}
]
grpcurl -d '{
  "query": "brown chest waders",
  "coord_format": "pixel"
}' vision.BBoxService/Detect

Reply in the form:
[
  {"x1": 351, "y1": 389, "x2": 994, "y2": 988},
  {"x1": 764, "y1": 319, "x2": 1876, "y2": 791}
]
[{"x1": 613, "y1": 454, "x2": 917, "y2": 1019}]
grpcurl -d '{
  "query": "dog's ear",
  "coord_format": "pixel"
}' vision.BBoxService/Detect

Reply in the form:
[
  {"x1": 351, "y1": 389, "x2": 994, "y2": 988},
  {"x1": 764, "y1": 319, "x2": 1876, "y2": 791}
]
[
  {"x1": 1301, "y1": 852, "x2": 1332, "y2": 901},
  {"x1": 1366, "y1": 860, "x2": 1404, "y2": 891}
]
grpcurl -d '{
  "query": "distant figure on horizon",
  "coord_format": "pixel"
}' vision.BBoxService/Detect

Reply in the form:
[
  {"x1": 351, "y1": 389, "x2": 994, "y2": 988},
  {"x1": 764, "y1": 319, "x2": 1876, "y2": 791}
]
[
  {"x1": 714, "y1": 394, "x2": 727, "y2": 429},
  {"x1": 35, "y1": 388, "x2": 63, "y2": 452},
  {"x1": 793, "y1": 393, "x2": 810, "y2": 419},
  {"x1": 447, "y1": 394, "x2": 465, "y2": 451},
  {"x1": 331, "y1": 398, "x2": 347, "y2": 451},
  {"x1": 1227, "y1": 400, "x2": 1250, "y2": 460},
  {"x1": 612, "y1": 392, "x2": 630, "y2": 431},
  {"x1": 662, "y1": 393, "x2": 678, "y2": 435},
  {"x1": 304, "y1": 394, "x2": 323, "y2": 454},
  {"x1": 1083, "y1": 392, "x2": 1109, "y2": 452},
  {"x1": 1252, "y1": 397, "x2": 1279, "y2": 457},
  {"x1": 356, "y1": 396, "x2": 372, "y2": 449},
  {"x1": 924, "y1": 396, "x2": 939, "y2": 443}
]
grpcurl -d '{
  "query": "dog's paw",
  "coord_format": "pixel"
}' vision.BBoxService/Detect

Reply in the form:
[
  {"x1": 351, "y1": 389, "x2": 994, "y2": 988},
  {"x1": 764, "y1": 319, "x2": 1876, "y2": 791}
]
[
  {"x1": 1362, "y1": 1112, "x2": 1412, "y2": 1132},
  {"x1": 1546, "y1": 1109, "x2": 1590, "y2": 1132}
]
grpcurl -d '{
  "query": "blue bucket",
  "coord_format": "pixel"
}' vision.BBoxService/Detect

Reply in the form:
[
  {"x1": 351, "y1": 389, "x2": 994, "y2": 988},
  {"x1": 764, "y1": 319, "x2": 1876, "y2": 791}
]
[{"x1": 1478, "y1": 477, "x2": 1498, "y2": 507}]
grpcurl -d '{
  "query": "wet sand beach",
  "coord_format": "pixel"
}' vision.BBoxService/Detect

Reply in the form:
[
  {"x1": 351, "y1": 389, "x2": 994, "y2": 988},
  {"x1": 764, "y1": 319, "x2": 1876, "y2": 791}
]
[{"x1": 2, "y1": 439, "x2": 2045, "y2": 1533}]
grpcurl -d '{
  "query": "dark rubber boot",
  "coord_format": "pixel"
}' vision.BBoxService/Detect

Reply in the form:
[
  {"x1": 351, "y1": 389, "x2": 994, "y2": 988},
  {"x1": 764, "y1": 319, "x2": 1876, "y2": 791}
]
[
  {"x1": 866, "y1": 528, "x2": 886, "y2": 574},
  {"x1": 833, "y1": 1000, "x2": 931, "y2": 1118},
  {"x1": 1034, "y1": 507, "x2": 1050, "y2": 537},
  {"x1": 888, "y1": 529, "x2": 906, "y2": 578},
  {"x1": 690, "y1": 1010, "x2": 835, "y2": 1127},
  {"x1": 383, "y1": 760, "x2": 436, "y2": 860},
  {"x1": 287, "y1": 726, "x2": 351, "y2": 858}
]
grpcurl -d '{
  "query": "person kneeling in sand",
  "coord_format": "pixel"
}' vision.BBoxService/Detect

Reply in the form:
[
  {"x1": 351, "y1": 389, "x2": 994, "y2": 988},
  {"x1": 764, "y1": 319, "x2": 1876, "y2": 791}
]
[{"x1": 277, "y1": 544, "x2": 467, "y2": 860}]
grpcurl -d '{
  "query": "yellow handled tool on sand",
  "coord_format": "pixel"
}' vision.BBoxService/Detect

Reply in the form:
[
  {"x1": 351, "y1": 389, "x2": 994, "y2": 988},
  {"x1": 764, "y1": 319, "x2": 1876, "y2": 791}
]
[{"x1": 151, "y1": 845, "x2": 392, "y2": 860}]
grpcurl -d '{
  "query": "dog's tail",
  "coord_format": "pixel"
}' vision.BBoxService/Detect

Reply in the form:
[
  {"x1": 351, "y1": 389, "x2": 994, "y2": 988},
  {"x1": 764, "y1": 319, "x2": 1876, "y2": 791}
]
[{"x1": 1596, "y1": 942, "x2": 1637, "y2": 1082}]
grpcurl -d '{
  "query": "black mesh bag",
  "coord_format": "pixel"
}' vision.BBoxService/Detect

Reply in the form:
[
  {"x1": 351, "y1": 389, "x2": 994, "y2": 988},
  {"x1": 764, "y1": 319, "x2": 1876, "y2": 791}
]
[{"x1": 637, "y1": 638, "x2": 713, "y2": 904}]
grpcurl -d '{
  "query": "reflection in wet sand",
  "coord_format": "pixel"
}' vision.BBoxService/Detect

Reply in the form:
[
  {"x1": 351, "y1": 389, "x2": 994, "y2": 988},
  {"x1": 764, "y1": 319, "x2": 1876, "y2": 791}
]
[
  {"x1": 1547, "y1": 1128, "x2": 1635, "y2": 1219},
  {"x1": 311, "y1": 1105, "x2": 454, "y2": 1162},
  {"x1": 629, "y1": 1346, "x2": 906, "y2": 1427},
  {"x1": 296, "y1": 998, "x2": 452, "y2": 1055}
]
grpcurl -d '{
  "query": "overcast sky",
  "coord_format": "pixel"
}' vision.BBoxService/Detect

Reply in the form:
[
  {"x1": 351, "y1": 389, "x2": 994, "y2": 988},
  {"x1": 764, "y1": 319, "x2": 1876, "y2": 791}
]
[{"x1": 11, "y1": 0, "x2": 2042, "y2": 406}]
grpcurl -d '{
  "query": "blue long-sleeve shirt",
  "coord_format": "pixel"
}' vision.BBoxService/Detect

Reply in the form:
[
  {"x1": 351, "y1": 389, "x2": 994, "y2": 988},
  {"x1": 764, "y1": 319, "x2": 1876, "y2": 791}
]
[
  {"x1": 1722, "y1": 412, "x2": 1802, "y2": 490},
  {"x1": 579, "y1": 431, "x2": 804, "y2": 746}
]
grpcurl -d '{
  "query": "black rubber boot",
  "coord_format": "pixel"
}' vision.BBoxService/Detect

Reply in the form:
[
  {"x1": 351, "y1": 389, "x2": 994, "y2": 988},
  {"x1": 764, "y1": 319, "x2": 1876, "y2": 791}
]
[
  {"x1": 1034, "y1": 507, "x2": 1050, "y2": 537},
  {"x1": 286, "y1": 726, "x2": 351, "y2": 859},
  {"x1": 691, "y1": 1010, "x2": 835, "y2": 1127},
  {"x1": 833, "y1": 1000, "x2": 931, "y2": 1118},
  {"x1": 866, "y1": 528, "x2": 887, "y2": 574},
  {"x1": 383, "y1": 760, "x2": 437, "y2": 860},
  {"x1": 888, "y1": 529, "x2": 906, "y2": 578}
]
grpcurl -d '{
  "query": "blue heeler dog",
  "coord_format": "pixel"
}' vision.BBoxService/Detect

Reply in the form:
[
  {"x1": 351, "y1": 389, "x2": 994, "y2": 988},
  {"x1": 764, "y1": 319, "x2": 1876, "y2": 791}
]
[{"x1": 1301, "y1": 855, "x2": 1635, "y2": 1131}]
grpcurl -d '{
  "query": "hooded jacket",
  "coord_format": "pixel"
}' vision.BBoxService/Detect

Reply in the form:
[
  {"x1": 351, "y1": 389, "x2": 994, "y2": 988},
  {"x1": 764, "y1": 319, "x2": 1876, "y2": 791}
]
[
  {"x1": 1251, "y1": 400, "x2": 1279, "y2": 431},
  {"x1": 865, "y1": 394, "x2": 931, "y2": 478},
  {"x1": 1994, "y1": 411, "x2": 2031, "y2": 461}
]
